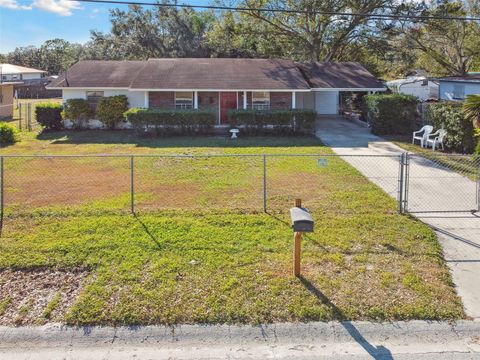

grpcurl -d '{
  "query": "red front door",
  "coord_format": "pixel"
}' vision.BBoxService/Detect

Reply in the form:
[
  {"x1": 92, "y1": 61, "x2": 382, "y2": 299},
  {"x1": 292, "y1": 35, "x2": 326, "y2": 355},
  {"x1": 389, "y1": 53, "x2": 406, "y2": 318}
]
[{"x1": 220, "y1": 92, "x2": 237, "y2": 124}]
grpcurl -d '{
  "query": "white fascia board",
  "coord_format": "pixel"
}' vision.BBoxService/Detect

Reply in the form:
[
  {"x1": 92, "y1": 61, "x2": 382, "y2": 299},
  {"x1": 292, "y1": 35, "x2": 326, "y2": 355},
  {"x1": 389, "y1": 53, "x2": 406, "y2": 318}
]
[
  {"x1": 46, "y1": 87, "x2": 131, "y2": 90},
  {"x1": 311, "y1": 88, "x2": 387, "y2": 92},
  {"x1": 129, "y1": 88, "x2": 311, "y2": 92}
]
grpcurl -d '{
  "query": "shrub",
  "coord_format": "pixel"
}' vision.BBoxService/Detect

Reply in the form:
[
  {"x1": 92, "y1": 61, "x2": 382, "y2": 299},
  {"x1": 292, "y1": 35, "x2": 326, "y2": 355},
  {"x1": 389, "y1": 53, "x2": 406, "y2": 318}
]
[
  {"x1": 35, "y1": 102, "x2": 63, "y2": 130},
  {"x1": 0, "y1": 122, "x2": 19, "y2": 146},
  {"x1": 463, "y1": 94, "x2": 480, "y2": 128},
  {"x1": 96, "y1": 95, "x2": 129, "y2": 129},
  {"x1": 125, "y1": 108, "x2": 216, "y2": 136},
  {"x1": 425, "y1": 102, "x2": 475, "y2": 153},
  {"x1": 365, "y1": 94, "x2": 418, "y2": 135},
  {"x1": 228, "y1": 109, "x2": 317, "y2": 135},
  {"x1": 62, "y1": 99, "x2": 93, "y2": 129}
]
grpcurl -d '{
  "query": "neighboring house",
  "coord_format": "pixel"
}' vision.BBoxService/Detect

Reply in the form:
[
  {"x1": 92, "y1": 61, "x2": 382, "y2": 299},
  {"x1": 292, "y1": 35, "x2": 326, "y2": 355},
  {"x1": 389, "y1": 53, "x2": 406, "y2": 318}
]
[
  {"x1": 438, "y1": 73, "x2": 480, "y2": 101},
  {"x1": 0, "y1": 64, "x2": 46, "y2": 81},
  {"x1": 47, "y1": 59, "x2": 386, "y2": 126},
  {"x1": 0, "y1": 82, "x2": 22, "y2": 119},
  {"x1": 386, "y1": 76, "x2": 439, "y2": 101}
]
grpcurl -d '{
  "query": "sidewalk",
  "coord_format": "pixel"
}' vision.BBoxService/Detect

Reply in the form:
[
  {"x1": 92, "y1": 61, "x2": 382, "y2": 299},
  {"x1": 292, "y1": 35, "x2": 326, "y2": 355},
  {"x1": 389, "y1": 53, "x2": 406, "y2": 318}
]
[
  {"x1": 316, "y1": 117, "x2": 480, "y2": 319},
  {"x1": 1, "y1": 321, "x2": 480, "y2": 359}
]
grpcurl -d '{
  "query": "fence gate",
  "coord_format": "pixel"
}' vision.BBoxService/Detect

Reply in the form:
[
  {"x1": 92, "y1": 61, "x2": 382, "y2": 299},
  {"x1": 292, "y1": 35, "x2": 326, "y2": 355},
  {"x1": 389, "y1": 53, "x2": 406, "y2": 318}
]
[{"x1": 404, "y1": 153, "x2": 480, "y2": 213}]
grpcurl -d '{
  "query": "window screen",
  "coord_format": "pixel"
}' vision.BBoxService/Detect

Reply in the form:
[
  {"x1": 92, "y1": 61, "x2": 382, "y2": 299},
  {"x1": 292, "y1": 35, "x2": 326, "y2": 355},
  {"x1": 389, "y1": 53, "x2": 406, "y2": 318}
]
[
  {"x1": 175, "y1": 92, "x2": 193, "y2": 109},
  {"x1": 251, "y1": 91, "x2": 270, "y2": 110}
]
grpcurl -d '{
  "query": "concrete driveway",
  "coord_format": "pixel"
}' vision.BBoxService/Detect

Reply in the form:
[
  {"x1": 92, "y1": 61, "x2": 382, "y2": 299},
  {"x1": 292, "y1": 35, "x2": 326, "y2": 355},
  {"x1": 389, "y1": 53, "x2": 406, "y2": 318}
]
[{"x1": 316, "y1": 117, "x2": 480, "y2": 319}]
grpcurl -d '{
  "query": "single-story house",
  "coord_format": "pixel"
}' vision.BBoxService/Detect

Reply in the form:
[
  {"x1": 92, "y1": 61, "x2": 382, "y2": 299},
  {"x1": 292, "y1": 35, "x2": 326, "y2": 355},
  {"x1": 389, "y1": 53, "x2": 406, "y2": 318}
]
[
  {"x1": 438, "y1": 73, "x2": 480, "y2": 101},
  {"x1": 0, "y1": 64, "x2": 46, "y2": 81},
  {"x1": 0, "y1": 82, "x2": 22, "y2": 120},
  {"x1": 47, "y1": 58, "x2": 386, "y2": 126},
  {"x1": 386, "y1": 76, "x2": 439, "y2": 101}
]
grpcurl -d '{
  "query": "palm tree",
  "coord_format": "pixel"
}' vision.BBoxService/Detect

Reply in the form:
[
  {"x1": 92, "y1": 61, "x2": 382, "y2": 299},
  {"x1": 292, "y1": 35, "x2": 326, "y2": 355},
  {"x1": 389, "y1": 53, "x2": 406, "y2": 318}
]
[{"x1": 463, "y1": 94, "x2": 480, "y2": 128}]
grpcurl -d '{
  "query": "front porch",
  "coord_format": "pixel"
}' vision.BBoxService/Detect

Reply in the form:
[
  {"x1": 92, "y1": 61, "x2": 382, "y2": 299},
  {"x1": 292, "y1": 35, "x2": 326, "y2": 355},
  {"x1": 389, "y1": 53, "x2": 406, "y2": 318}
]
[{"x1": 146, "y1": 91, "x2": 299, "y2": 125}]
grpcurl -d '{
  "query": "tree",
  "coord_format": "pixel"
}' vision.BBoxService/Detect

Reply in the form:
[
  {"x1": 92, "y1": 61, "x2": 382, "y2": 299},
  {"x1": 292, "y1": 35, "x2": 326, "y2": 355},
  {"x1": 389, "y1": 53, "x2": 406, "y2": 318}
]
[
  {"x1": 393, "y1": 1, "x2": 480, "y2": 76},
  {"x1": 225, "y1": 0, "x2": 394, "y2": 62},
  {"x1": 88, "y1": 2, "x2": 215, "y2": 59}
]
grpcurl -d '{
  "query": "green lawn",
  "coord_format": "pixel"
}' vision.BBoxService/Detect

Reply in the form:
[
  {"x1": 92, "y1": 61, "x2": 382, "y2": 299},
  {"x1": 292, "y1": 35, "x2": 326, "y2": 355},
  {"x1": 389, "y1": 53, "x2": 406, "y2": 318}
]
[
  {"x1": 0, "y1": 131, "x2": 464, "y2": 325},
  {"x1": 388, "y1": 136, "x2": 478, "y2": 181}
]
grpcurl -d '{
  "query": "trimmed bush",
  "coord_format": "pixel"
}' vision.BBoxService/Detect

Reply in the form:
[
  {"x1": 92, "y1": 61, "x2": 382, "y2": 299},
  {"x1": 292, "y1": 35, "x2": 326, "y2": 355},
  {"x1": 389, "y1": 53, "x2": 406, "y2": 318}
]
[
  {"x1": 228, "y1": 109, "x2": 317, "y2": 135},
  {"x1": 35, "y1": 102, "x2": 63, "y2": 130},
  {"x1": 0, "y1": 122, "x2": 19, "y2": 146},
  {"x1": 425, "y1": 101, "x2": 475, "y2": 153},
  {"x1": 125, "y1": 108, "x2": 216, "y2": 136},
  {"x1": 96, "y1": 95, "x2": 129, "y2": 129},
  {"x1": 62, "y1": 99, "x2": 93, "y2": 129},
  {"x1": 365, "y1": 94, "x2": 418, "y2": 135}
]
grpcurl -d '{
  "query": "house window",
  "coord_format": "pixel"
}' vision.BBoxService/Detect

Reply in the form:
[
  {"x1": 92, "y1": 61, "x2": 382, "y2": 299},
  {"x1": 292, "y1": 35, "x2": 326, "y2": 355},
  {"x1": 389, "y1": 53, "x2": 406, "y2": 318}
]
[
  {"x1": 86, "y1": 91, "x2": 104, "y2": 101},
  {"x1": 453, "y1": 84, "x2": 465, "y2": 100},
  {"x1": 252, "y1": 91, "x2": 270, "y2": 110},
  {"x1": 175, "y1": 92, "x2": 193, "y2": 109},
  {"x1": 86, "y1": 91, "x2": 104, "y2": 111}
]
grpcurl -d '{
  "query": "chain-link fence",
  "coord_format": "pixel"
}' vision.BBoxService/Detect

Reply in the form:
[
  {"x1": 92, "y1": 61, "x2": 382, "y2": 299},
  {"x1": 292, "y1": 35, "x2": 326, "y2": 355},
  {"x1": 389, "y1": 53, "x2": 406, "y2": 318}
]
[
  {"x1": 4, "y1": 99, "x2": 62, "y2": 131},
  {"x1": 405, "y1": 153, "x2": 480, "y2": 213},
  {"x1": 0, "y1": 153, "x2": 478, "y2": 231}
]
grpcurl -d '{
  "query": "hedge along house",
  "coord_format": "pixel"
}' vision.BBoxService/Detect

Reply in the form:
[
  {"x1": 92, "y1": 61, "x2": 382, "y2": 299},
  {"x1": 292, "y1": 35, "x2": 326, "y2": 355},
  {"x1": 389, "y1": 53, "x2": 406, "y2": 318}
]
[{"x1": 48, "y1": 58, "x2": 386, "y2": 127}]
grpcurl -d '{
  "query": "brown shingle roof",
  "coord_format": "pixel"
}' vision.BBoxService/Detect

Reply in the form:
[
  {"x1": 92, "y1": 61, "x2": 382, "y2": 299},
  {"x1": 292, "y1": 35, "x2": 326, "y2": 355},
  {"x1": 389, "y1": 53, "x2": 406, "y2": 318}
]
[
  {"x1": 48, "y1": 59, "x2": 384, "y2": 91},
  {"x1": 49, "y1": 60, "x2": 145, "y2": 88},
  {"x1": 130, "y1": 58, "x2": 310, "y2": 90},
  {"x1": 298, "y1": 62, "x2": 385, "y2": 89}
]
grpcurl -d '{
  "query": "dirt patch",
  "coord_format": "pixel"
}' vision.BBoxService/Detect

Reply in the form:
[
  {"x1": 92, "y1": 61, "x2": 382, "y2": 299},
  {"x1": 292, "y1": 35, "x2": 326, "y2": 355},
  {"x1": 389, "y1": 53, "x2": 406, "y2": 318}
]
[
  {"x1": 5, "y1": 158, "x2": 130, "y2": 207},
  {"x1": 0, "y1": 268, "x2": 89, "y2": 325}
]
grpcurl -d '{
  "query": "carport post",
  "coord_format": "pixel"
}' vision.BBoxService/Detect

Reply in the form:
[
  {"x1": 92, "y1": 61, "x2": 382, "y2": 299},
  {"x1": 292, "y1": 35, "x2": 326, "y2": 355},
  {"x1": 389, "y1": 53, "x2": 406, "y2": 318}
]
[{"x1": 130, "y1": 156, "x2": 135, "y2": 214}]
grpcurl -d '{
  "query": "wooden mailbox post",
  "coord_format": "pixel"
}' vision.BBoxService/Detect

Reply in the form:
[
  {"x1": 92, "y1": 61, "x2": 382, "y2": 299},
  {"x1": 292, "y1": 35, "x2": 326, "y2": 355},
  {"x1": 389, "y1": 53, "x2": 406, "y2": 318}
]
[{"x1": 290, "y1": 199, "x2": 314, "y2": 277}]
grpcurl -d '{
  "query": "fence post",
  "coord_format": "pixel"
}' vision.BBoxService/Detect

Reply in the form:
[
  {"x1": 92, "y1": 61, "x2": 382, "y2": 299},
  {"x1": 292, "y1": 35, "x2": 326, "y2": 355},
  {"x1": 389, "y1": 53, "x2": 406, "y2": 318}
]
[
  {"x1": 19, "y1": 104, "x2": 22, "y2": 131},
  {"x1": 398, "y1": 153, "x2": 404, "y2": 214},
  {"x1": 477, "y1": 158, "x2": 480, "y2": 213},
  {"x1": 130, "y1": 156, "x2": 135, "y2": 214},
  {"x1": 0, "y1": 156, "x2": 4, "y2": 236},
  {"x1": 28, "y1": 103, "x2": 32, "y2": 131},
  {"x1": 403, "y1": 152, "x2": 410, "y2": 213},
  {"x1": 263, "y1": 154, "x2": 267, "y2": 212}
]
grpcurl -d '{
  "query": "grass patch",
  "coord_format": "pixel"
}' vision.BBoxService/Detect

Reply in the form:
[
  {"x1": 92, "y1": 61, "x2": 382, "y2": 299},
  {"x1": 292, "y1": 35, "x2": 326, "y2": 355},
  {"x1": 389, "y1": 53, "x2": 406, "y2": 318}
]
[
  {"x1": 0, "y1": 132, "x2": 465, "y2": 324},
  {"x1": 388, "y1": 136, "x2": 478, "y2": 181}
]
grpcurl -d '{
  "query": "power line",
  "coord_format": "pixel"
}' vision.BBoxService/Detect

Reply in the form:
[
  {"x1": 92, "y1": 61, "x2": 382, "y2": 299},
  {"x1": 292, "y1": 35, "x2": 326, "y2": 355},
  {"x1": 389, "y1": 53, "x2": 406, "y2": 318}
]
[{"x1": 65, "y1": 0, "x2": 480, "y2": 22}]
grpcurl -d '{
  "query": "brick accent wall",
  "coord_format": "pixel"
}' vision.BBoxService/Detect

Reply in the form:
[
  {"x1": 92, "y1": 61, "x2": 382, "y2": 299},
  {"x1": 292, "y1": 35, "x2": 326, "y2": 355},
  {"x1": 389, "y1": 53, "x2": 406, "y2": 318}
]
[
  {"x1": 199, "y1": 91, "x2": 219, "y2": 122},
  {"x1": 149, "y1": 91, "x2": 175, "y2": 109},
  {"x1": 270, "y1": 92, "x2": 292, "y2": 109},
  {"x1": 198, "y1": 92, "x2": 219, "y2": 111}
]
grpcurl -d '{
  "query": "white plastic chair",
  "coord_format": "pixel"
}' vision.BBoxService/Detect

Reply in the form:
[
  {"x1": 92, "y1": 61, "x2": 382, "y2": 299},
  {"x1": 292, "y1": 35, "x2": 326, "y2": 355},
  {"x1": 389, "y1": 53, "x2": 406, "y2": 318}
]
[
  {"x1": 412, "y1": 125, "x2": 433, "y2": 147},
  {"x1": 426, "y1": 129, "x2": 447, "y2": 151}
]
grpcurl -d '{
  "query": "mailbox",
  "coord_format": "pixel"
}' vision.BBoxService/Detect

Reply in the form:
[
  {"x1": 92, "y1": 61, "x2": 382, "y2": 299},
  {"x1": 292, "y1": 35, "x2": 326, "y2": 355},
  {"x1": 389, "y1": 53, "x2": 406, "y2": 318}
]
[{"x1": 290, "y1": 207, "x2": 314, "y2": 233}]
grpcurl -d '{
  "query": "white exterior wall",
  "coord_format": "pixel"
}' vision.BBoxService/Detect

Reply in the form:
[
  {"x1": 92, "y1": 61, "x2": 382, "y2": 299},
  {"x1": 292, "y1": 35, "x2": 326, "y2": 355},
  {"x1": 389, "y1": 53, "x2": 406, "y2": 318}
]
[
  {"x1": 61, "y1": 89, "x2": 147, "y2": 129},
  {"x1": 62, "y1": 89, "x2": 146, "y2": 108},
  {"x1": 314, "y1": 91, "x2": 339, "y2": 114},
  {"x1": 439, "y1": 81, "x2": 480, "y2": 101},
  {"x1": 296, "y1": 91, "x2": 339, "y2": 114},
  {"x1": 395, "y1": 81, "x2": 438, "y2": 101},
  {"x1": 22, "y1": 73, "x2": 43, "y2": 80},
  {"x1": 62, "y1": 89, "x2": 87, "y2": 100},
  {"x1": 295, "y1": 92, "x2": 315, "y2": 110}
]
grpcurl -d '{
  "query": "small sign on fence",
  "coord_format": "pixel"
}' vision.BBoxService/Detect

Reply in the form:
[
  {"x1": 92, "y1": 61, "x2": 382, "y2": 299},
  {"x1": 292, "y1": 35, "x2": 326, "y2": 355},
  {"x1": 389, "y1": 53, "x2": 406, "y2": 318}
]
[{"x1": 317, "y1": 158, "x2": 328, "y2": 167}]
